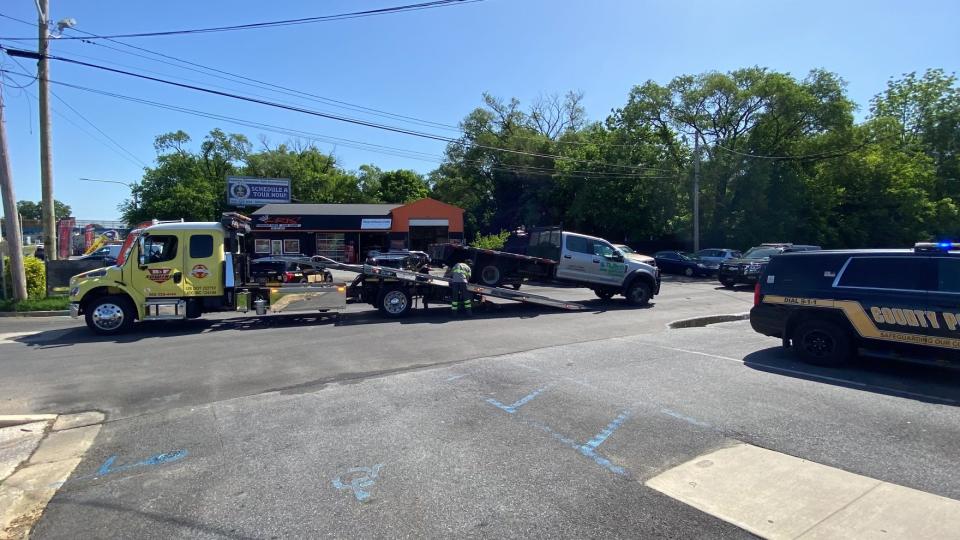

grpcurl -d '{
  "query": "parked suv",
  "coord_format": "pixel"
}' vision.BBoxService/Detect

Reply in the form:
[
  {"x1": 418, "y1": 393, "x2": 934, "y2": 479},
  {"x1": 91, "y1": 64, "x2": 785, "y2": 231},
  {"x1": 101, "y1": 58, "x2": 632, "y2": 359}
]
[
  {"x1": 750, "y1": 242, "x2": 960, "y2": 367},
  {"x1": 718, "y1": 243, "x2": 820, "y2": 287}
]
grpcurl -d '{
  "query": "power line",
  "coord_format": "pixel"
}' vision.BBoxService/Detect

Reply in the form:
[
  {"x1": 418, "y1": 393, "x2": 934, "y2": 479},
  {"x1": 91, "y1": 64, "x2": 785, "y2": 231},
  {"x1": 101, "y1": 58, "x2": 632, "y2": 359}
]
[
  {"x1": 2, "y1": 69, "x2": 677, "y2": 181},
  {"x1": 0, "y1": 1, "x2": 480, "y2": 40},
  {"x1": 0, "y1": 48, "x2": 675, "y2": 173},
  {"x1": 5, "y1": 71, "x2": 674, "y2": 179},
  {"x1": 3, "y1": 11, "x2": 667, "y2": 152},
  {"x1": 713, "y1": 141, "x2": 865, "y2": 161},
  {"x1": 0, "y1": 52, "x2": 147, "y2": 167}
]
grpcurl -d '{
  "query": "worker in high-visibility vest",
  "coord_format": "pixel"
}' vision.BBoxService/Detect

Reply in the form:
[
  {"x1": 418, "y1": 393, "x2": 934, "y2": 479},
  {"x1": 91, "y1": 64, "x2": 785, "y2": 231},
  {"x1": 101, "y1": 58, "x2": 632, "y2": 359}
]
[{"x1": 448, "y1": 261, "x2": 473, "y2": 316}]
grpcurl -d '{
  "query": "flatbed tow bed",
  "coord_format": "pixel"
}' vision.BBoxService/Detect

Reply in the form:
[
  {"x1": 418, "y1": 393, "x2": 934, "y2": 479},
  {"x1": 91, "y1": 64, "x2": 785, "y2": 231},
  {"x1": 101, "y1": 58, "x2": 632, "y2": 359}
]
[{"x1": 263, "y1": 255, "x2": 588, "y2": 317}]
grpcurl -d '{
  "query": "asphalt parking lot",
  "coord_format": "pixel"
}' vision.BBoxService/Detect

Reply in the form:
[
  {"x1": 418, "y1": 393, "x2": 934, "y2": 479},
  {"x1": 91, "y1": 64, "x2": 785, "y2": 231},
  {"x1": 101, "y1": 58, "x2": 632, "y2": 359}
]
[{"x1": 2, "y1": 277, "x2": 959, "y2": 538}]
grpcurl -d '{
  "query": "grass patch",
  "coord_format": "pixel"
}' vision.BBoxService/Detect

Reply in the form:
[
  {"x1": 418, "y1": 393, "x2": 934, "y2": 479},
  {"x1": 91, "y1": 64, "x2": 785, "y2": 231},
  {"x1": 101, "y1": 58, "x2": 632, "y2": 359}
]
[{"x1": 0, "y1": 296, "x2": 71, "y2": 312}]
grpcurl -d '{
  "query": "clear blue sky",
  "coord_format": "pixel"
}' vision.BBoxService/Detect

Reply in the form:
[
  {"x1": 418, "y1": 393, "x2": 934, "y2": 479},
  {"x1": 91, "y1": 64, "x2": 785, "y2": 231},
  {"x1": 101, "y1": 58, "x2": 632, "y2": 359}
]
[{"x1": 1, "y1": 0, "x2": 957, "y2": 220}]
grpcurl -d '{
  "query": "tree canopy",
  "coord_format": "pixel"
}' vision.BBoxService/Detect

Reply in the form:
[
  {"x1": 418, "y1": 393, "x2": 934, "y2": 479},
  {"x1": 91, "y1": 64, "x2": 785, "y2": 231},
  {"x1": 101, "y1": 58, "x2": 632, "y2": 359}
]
[{"x1": 122, "y1": 67, "x2": 960, "y2": 249}]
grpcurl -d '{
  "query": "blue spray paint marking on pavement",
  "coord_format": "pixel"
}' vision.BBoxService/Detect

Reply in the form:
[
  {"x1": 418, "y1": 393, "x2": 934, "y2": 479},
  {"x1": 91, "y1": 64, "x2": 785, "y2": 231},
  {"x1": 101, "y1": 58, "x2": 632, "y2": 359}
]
[
  {"x1": 577, "y1": 411, "x2": 630, "y2": 475},
  {"x1": 486, "y1": 387, "x2": 546, "y2": 414},
  {"x1": 660, "y1": 408, "x2": 713, "y2": 428},
  {"x1": 50, "y1": 449, "x2": 189, "y2": 488},
  {"x1": 446, "y1": 374, "x2": 468, "y2": 382},
  {"x1": 332, "y1": 464, "x2": 384, "y2": 502}
]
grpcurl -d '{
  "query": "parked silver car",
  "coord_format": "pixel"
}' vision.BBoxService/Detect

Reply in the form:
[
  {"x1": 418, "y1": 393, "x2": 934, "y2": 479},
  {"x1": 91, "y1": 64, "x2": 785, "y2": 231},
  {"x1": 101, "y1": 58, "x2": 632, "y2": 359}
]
[{"x1": 694, "y1": 248, "x2": 742, "y2": 266}]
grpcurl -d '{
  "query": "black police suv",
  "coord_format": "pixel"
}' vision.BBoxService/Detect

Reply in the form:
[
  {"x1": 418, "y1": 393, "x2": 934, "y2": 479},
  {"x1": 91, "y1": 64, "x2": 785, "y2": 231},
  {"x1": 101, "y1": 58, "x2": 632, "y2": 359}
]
[
  {"x1": 718, "y1": 243, "x2": 820, "y2": 287},
  {"x1": 750, "y1": 242, "x2": 960, "y2": 367}
]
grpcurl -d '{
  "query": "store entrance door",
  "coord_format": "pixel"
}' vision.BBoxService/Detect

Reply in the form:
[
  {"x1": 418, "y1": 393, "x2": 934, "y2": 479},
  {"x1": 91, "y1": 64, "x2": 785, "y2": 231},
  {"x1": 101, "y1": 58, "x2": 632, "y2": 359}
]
[{"x1": 409, "y1": 225, "x2": 449, "y2": 252}]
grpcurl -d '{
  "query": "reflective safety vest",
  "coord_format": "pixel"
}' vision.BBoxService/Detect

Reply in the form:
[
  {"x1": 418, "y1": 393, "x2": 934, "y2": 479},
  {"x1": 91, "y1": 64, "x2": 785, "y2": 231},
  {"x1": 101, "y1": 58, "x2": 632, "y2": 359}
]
[{"x1": 451, "y1": 262, "x2": 472, "y2": 282}]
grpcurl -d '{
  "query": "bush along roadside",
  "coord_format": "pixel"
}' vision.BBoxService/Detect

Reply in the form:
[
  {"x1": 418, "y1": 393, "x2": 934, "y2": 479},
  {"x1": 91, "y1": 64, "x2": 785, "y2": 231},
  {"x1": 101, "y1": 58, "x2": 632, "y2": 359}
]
[
  {"x1": 0, "y1": 296, "x2": 70, "y2": 312},
  {"x1": 3, "y1": 255, "x2": 47, "y2": 299}
]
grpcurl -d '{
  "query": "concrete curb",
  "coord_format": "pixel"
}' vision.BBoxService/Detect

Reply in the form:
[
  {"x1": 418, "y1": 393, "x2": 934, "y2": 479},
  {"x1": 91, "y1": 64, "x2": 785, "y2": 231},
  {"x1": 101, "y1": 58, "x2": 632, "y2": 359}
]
[
  {"x1": 0, "y1": 415, "x2": 58, "y2": 428},
  {"x1": 0, "y1": 411, "x2": 102, "y2": 540},
  {"x1": 0, "y1": 310, "x2": 70, "y2": 318},
  {"x1": 667, "y1": 312, "x2": 749, "y2": 329}
]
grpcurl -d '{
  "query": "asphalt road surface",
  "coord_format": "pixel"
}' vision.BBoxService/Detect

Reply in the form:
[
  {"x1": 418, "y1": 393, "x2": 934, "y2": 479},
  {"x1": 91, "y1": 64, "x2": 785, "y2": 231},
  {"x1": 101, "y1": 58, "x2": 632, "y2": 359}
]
[{"x1": 2, "y1": 278, "x2": 959, "y2": 538}]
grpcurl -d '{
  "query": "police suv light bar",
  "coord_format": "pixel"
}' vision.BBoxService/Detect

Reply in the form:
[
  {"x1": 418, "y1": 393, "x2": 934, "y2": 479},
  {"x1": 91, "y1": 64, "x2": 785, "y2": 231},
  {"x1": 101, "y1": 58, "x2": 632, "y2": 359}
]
[{"x1": 914, "y1": 242, "x2": 958, "y2": 252}]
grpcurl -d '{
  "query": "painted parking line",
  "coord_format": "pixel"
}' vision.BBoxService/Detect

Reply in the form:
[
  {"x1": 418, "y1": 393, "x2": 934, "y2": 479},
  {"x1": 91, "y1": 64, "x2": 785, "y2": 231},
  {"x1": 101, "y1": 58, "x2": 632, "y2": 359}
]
[
  {"x1": 646, "y1": 443, "x2": 960, "y2": 540},
  {"x1": 578, "y1": 410, "x2": 630, "y2": 475},
  {"x1": 486, "y1": 387, "x2": 547, "y2": 414}
]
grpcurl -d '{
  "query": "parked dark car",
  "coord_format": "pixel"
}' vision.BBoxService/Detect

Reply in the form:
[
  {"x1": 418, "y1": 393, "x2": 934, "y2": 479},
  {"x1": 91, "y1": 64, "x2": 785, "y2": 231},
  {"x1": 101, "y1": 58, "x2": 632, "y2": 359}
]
[
  {"x1": 249, "y1": 259, "x2": 332, "y2": 284},
  {"x1": 718, "y1": 243, "x2": 820, "y2": 287},
  {"x1": 365, "y1": 250, "x2": 431, "y2": 272},
  {"x1": 76, "y1": 244, "x2": 123, "y2": 266},
  {"x1": 653, "y1": 251, "x2": 718, "y2": 277}
]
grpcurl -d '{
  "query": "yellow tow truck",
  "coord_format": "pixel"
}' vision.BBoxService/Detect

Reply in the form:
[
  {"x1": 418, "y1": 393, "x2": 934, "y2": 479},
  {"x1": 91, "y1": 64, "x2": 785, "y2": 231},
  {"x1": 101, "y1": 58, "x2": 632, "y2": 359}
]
[{"x1": 69, "y1": 213, "x2": 345, "y2": 334}]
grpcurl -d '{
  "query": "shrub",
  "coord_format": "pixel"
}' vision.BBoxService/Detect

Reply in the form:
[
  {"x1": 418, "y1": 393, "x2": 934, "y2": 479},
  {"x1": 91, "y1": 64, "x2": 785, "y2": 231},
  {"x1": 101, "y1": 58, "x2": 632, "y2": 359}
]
[
  {"x1": 3, "y1": 256, "x2": 46, "y2": 299},
  {"x1": 470, "y1": 230, "x2": 511, "y2": 250}
]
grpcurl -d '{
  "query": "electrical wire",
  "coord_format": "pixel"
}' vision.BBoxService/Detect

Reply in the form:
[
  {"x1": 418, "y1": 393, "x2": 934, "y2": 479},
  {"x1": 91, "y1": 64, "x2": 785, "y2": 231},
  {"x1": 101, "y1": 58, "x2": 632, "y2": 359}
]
[
  {"x1": 1, "y1": 68, "x2": 678, "y2": 181},
  {"x1": 11, "y1": 71, "x2": 675, "y2": 179},
  {"x1": 1, "y1": 11, "x2": 670, "y2": 152},
  {"x1": 0, "y1": 48, "x2": 676, "y2": 173},
  {"x1": 0, "y1": 1, "x2": 480, "y2": 40},
  {"x1": 712, "y1": 141, "x2": 865, "y2": 161}
]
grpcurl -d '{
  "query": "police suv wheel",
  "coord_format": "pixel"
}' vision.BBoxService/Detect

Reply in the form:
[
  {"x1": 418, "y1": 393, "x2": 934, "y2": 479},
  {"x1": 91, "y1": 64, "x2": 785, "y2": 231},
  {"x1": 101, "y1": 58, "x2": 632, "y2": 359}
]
[
  {"x1": 793, "y1": 320, "x2": 852, "y2": 367},
  {"x1": 85, "y1": 295, "x2": 134, "y2": 335},
  {"x1": 625, "y1": 281, "x2": 651, "y2": 306},
  {"x1": 377, "y1": 288, "x2": 411, "y2": 318}
]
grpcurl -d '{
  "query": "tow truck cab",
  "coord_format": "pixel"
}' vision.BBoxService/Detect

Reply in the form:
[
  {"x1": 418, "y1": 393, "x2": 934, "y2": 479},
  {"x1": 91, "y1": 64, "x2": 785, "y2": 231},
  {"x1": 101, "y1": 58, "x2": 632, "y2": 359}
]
[{"x1": 69, "y1": 214, "x2": 345, "y2": 334}]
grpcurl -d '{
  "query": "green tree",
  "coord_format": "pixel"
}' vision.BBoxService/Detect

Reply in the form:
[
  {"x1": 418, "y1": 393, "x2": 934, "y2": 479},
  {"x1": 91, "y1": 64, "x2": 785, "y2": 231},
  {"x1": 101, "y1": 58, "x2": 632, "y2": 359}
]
[
  {"x1": 378, "y1": 169, "x2": 429, "y2": 203},
  {"x1": 16, "y1": 200, "x2": 71, "y2": 220}
]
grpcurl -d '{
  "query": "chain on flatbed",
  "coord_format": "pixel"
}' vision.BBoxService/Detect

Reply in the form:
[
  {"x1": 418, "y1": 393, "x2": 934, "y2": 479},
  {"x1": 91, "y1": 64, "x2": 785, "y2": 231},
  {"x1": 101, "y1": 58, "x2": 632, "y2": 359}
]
[{"x1": 253, "y1": 255, "x2": 587, "y2": 312}]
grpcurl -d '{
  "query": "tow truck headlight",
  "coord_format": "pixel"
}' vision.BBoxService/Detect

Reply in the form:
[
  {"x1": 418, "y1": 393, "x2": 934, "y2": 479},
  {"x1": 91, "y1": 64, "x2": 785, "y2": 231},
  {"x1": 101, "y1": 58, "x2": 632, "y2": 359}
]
[{"x1": 69, "y1": 286, "x2": 79, "y2": 298}]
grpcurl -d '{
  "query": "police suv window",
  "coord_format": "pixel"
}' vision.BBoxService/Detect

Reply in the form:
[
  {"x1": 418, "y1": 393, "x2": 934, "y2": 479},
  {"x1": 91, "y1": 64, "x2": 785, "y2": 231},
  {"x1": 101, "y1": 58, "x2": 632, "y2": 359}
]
[
  {"x1": 836, "y1": 257, "x2": 928, "y2": 291},
  {"x1": 566, "y1": 236, "x2": 591, "y2": 254},
  {"x1": 190, "y1": 234, "x2": 214, "y2": 259},
  {"x1": 936, "y1": 258, "x2": 960, "y2": 293}
]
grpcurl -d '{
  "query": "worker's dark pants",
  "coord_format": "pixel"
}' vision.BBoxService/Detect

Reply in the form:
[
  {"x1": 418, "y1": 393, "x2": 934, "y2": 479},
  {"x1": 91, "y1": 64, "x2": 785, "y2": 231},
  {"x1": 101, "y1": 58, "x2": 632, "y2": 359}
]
[{"x1": 450, "y1": 282, "x2": 472, "y2": 314}]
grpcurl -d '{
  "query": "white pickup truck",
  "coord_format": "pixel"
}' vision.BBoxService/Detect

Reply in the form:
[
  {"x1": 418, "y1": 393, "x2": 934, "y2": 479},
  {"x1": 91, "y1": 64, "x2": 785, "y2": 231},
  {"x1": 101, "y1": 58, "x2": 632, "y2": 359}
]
[{"x1": 430, "y1": 227, "x2": 662, "y2": 305}]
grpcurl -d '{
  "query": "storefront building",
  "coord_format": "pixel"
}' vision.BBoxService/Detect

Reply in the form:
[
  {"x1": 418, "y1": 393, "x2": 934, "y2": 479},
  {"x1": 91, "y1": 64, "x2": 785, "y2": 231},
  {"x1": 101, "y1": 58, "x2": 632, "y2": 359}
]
[{"x1": 250, "y1": 198, "x2": 464, "y2": 262}]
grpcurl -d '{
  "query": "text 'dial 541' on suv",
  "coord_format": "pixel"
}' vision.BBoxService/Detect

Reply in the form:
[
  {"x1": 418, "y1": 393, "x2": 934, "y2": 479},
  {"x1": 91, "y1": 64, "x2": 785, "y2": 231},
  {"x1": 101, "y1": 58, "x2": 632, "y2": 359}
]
[
  {"x1": 718, "y1": 243, "x2": 820, "y2": 287},
  {"x1": 750, "y1": 242, "x2": 960, "y2": 367}
]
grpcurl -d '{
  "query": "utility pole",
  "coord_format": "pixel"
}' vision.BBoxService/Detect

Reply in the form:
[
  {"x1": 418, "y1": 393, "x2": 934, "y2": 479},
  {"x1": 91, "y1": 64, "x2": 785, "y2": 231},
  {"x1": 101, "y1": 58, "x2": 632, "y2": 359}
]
[
  {"x1": 692, "y1": 131, "x2": 701, "y2": 253},
  {"x1": 37, "y1": 0, "x2": 57, "y2": 260},
  {"x1": 0, "y1": 85, "x2": 29, "y2": 300}
]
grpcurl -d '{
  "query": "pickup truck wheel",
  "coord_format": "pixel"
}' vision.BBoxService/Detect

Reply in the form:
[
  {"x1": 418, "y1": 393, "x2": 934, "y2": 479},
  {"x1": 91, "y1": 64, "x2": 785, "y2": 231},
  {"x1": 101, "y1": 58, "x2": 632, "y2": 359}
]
[
  {"x1": 377, "y1": 288, "x2": 411, "y2": 318},
  {"x1": 85, "y1": 295, "x2": 134, "y2": 335},
  {"x1": 720, "y1": 278, "x2": 736, "y2": 288},
  {"x1": 594, "y1": 289, "x2": 615, "y2": 300},
  {"x1": 479, "y1": 264, "x2": 503, "y2": 287},
  {"x1": 792, "y1": 320, "x2": 852, "y2": 367},
  {"x1": 625, "y1": 281, "x2": 651, "y2": 306}
]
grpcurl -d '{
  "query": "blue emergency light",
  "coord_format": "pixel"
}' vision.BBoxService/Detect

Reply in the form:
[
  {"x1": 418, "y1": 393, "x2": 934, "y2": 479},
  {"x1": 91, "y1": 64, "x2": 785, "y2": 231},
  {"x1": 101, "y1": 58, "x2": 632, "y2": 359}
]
[{"x1": 915, "y1": 241, "x2": 958, "y2": 252}]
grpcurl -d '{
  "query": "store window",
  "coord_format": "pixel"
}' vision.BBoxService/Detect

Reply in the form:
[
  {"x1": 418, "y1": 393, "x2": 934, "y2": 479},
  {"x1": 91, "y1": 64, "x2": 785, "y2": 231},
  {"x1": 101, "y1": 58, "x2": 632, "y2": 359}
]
[
  {"x1": 283, "y1": 239, "x2": 301, "y2": 254},
  {"x1": 316, "y1": 233, "x2": 345, "y2": 262},
  {"x1": 255, "y1": 239, "x2": 270, "y2": 254}
]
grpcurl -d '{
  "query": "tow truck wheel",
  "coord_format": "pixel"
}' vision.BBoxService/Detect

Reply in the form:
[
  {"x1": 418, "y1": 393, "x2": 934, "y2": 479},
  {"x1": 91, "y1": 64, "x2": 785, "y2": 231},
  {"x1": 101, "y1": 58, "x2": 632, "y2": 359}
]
[
  {"x1": 792, "y1": 320, "x2": 852, "y2": 367},
  {"x1": 85, "y1": 295, "x2": 134, "y2": 335},
  {"x1": 377, "y1": 287, "x2": 411, "y2": 318},
  {"x1": 625, "y1": 281, "x2": 652, "y2": 306},
  {"x1": 594, "y1": 289, "x2": 615, "y2": 300},
  {"x1": 479, "y1": 264, "x2": 503, "y2": 287}
]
